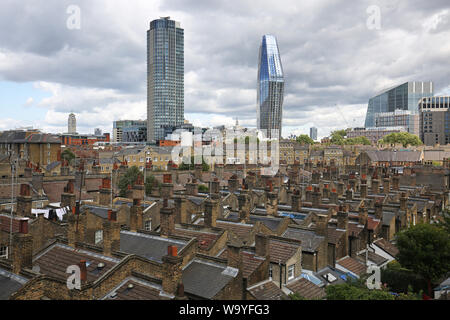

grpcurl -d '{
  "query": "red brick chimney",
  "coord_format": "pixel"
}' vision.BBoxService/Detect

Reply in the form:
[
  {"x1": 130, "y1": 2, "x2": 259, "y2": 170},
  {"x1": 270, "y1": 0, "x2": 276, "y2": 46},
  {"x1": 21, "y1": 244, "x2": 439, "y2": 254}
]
[
  {"x1": 17, "y1": 184, "x2": 32, "y2": 217},
  {"x1": 162, "y1": 245, "x2": 183, "y2": 296},
  {"x1": 78, "y1": 260, "x2": 87, "y2": 282}
]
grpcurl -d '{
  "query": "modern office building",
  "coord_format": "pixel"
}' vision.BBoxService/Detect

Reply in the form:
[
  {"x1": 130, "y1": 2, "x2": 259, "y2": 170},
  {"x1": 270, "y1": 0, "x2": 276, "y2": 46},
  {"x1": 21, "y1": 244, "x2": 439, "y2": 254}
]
[
  {"x1": 257, "y1": 34, "x2": 284, "y2": 139},
  {"x1": 122, "y1": 124, "x2": 148, "y2": 143},
  {"x1": 364, "y1": 82, "x2": 433, "y2": 129},
  {"x1": 419, "y1": 96, "x2": 450, "y2": 146},
  {"x1": 374, "y1": 110, "x2": 420, "y2": 136},
  {"x1": 113, "y1": 120, "x2": 147, "y2": 143},
  {"x1": 310, "y1": 127, "x2": 318, "y2": 141},
  {"x1": 68, "y1": 113, "x2": 77, "y2": 134},
  {"x1": 147, "y1": 17, "x2": 184, "y2": 143}
]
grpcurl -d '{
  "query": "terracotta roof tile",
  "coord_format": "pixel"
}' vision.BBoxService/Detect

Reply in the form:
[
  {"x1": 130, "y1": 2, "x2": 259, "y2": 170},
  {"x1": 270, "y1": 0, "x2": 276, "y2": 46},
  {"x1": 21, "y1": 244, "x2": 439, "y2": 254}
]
[
  {"x1": 286, "y1": 278, "x2": 326, "y2": 299},
  {"x1": 248, "y1": 280, "x2": 288, "y2": 300},
  {"x1": 337, "y1": 256, "x2": 366, "y2": 276},
  {"x1": 173, "y1": 228, "x2": 219, "y2": 251}
]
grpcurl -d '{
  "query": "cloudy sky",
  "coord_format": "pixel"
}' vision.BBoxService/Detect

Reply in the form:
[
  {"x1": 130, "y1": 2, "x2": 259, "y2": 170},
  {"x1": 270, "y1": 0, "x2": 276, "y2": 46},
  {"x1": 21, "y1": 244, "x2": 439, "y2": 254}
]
[{"x1": 0, "y1": 0, "x2": 449, "y2": 139}]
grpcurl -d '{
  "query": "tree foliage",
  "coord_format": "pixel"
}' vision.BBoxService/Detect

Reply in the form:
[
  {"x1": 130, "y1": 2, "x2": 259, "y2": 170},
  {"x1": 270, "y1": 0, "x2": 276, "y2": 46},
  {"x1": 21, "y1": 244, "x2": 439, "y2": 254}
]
[
  {"x1": 396, "y1": 223, "x2": 450, "y2": 295},
  {"x1": 381, "y1": 261, "x2": 428, "y2": 294},
  {"x1": 61, "y1": 149, "x2": 76, "y2": 164},
  {"x1": 328, "y1": 129, "x2": 370, "y2": 145},
  {"x1": 296, "y1": 134, "x2": 315, "y2": 145},
  {"x1": 118, "y1": 166, "x2": 142, "y2": 197},
  {"x1": 437, "y1": 208, "x2": 450, "y2": 234},
  {"x1": 198, "y1": 184, "x2": 209, "y2": 193},
  {"x1": 145, "y1": 174, "x2": 161, "y2": 196},
  {"x1": 379, "y1": 132, "x2": 422, "y2": 147},
  {"x1": 325, "y1": 283, "x2": 395, "y2": 300},
  {"x1": 178, "y1": 156, "x2": 210, "y2": 171}
]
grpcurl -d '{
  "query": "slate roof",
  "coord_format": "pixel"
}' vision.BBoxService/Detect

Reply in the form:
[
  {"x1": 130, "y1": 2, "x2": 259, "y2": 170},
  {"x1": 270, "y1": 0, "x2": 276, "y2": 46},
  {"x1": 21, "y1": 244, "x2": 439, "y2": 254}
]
[
  {"x1": 227, "y1": 211, "x2": 283, "y2": 231},
  {"x1": 0, "y1": 269, "x2": 28, "y2": 300},
  {"x1": 373, "y1": 238, "x2": 399, "y2": 257},
  {"x1": 0, "y1": 131, "x2": 60, "y2": 144},
  {"x1": 33, "y1": 243, "x2": 120, "y2": 282},
  {"x1": 182, "y1": 259, "x2": 238, "y2": 299},
  {"x1": 120, "y1": 230, "x2": 187, "y2": 262},
  {"x1": 347, "y1": 222, "x2": 364, "y2": 237},
  {"x1": 337, "y1": 256, "x2": 367, "y2": 276},
  {"x1": 218, "y1": 249, "x2": 265, "y2": 278},
  {"x1": 216, "y1": 220, "x2": 253, "y2": 239},
  {"x1": 269, "y1": 239, "x2": 300, "y2": 264},
  {"x1": 46, "y1": 161, "x2": 61, "y2": 171},
  {"x1": 105, "y1": 277, "x2": 170, "y2": 300},
  {"x1": 248, "y1": 280, "x2": 288, "y2": 300},
  {"x1": 382, "y1": 212, "x2": 396, "y2": 226},
  {"x1": 282, "y1": 227, "x2": 325, "y2": 252},
  {"x1": 327, "y1": 226, "x2": 346, "y2": 245},
  {"x1": 364, "y1": 150, "x2": 422, "y2": 163},
  {"x1": 356, "y1": 251, "x2": 388, "y2": 266},
  {"x1": 82, "y1": 205, "x2": 110, "y2": 219},
  {"x1": 187, "y1": 196, "x2": 205, "y2": 206},
  {"x1": 173, "y1": 228, "x2": 219, "y2": 251},
  {"x1": 286, "y1": 277, "x2": 326, "y2": 299}
]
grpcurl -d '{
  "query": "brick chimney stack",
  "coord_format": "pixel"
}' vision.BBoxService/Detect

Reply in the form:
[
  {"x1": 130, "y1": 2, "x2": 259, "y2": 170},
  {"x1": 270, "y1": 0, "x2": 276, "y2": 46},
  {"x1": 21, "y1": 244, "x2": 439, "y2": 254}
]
[
  {"x1": 130, "y1": 199, "x2": 143, "y2": 232},
  {"x1": 400, "y1": 192, "x2": 408, "y2": 211},
  {"x1": 227, "y1": 242, "x2": 243, "y2": 270},
  {"x1": 99, "y1": 177, "x2": 112, "y2": 206},
  {"x1": 78, "y1": 260, "x2": 87, "y2": 283},
  {"x1": 61, "y1": 180, "x2": 76, "y2": 210},
  {"x1": 194, "y1": 164, "x2": 203, "y2": 181},
  {"x1": 323, "y1": 184, "x2": 330, "y2": 199},
  {"x1": 337, "y1": 205, "x2": 349, "y2": 230},
  {"x1": 383, "y1": 177, "x2": 391, "y2": 194},
  {"x1": 337, "y1": 181, "x2": 345, "y2": 196},
  {"x1": 255, "y1": 233, "x2": 270, "y2": 259},
  {"x1": 315, "y1": 214, "x2": 328, "y2": 237},
  {"x1": 305, "y1": 185, "x2": 313, "y2": 202},
  {"x1": 162, "y1": 245, "x2": 183, "y2": 296},
  {"x1": 312, "y1": 186, "x2": 322, "y2": 208},
  {"x1": 161, "y1": 174, "x2": 174, "y2": 199},
  {"x1": 160, "y1": 195, "x2": 175, "y2": 237},
  {"x1": 228, "y1": 175, "x2": 239, "y2": 194},
  {"x1": 291, "y1": 189, "x2": 302, "y2": 212},
  {"x1": 392, "y1": 173, "x2": 400, "y2": 191},
  {"x1": 103, "y1": 210, "x2": 120, "y2": 256},
  {"x1": 238, "y1": 190, "x2": 250, "y2": 222},
  {"x1": 371, "y1": 172, "x2": 380, "y2": 194},
  {"x1": 215, "y1": 164, "x2": 224, "y2": 180},
  {"x1": 374, "y1": 200, "x2": 383, "y2": 220},
  {"x1": 204, "y1": 197, "x2": 218, "y2": 228},
  {"x1": 358, "y1": 203, "x2": 368, "y2": 226},
  {"x1": 32, "y1": 172, "x2": 44, "y2": 196},
  {"x1": 185, "y1": 178, "x2": 198, "y2": 196},
  {"x1": 12, "y1": 218, "x2": 32, "y2": 274},
  {"x1": 312, "y1": 170, "x2": 320, "y2": 184},
  {"x1": 17, "y1": 184, "x2": 32, "y2": 217},
  {"x1": 174, "y1": 196, "x2": 188, "y2": 224},
  {"x1": 360, "y1": 174, "x2": 368, "y2": 199},
  {"x1": 265, "y1": 180, "x2": 278, "y2": 216}
]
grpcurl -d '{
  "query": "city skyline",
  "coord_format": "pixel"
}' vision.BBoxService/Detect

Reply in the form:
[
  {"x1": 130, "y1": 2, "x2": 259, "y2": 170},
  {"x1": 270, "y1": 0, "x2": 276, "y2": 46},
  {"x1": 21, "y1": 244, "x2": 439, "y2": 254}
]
[{"x1": 0, "y1": 1, "x2": 450, "y2": 139}]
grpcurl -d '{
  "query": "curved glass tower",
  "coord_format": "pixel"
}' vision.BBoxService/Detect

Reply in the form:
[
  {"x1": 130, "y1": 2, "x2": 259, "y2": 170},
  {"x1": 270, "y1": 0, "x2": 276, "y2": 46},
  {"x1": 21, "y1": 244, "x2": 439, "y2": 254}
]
[
  {"x1": 147, "y1": 17, "x2": 184, "y2": 143},
  {"x1": 257, "y1": 34, "x2": 284, "y2": 139}
]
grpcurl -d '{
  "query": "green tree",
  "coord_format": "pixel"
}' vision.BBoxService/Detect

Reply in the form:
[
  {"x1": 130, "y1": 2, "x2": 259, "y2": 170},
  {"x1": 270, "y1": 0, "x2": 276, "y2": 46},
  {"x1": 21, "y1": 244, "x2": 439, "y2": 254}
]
[
  {"x1": 325, "y1": 283, "x2": 395, "y2": 300},
  {"x1": 332, "y1": 129, "x2": 347, "y2": 138},
  {"x1": 345, "y1": 136, "x2": 371, "y2": 146},
  {"x1": 61, "y1": 149, "x2": 76, "y2": 164},
  {"x1": 118, "y1": 166, "x2": 143, "y2": 197},
  {"x1": 198, "y1": 184, "x2": 209, "y2": 193},
  {"x1": 178, "y1": 156, "x2": 210, "y2": 171},
  {"x1": 380, "y1": 132, "x2": 422, "y2": 147},
  {"x1": 145, "y1": 174, "x2": 161, "y2": 196},
  {"x1": 296, "y1": 134, "x2": 315, "y2": 145},
  {"x1": 396, "y1": 223, "x2": 450, "y2": 296},
  {"x1": 289, "y1": 292, "x2": 306, "y2": 300},
  {"x1": 437, "y1": 208, "x2": 450, "y2": 234}
]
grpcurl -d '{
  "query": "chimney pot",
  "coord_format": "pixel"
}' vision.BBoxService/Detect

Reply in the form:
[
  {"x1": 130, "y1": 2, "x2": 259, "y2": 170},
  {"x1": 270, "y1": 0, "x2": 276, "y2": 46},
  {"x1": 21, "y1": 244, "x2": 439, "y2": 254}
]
[{"x1": 79, "y1": 260, "x2": 87, "y2": 282}]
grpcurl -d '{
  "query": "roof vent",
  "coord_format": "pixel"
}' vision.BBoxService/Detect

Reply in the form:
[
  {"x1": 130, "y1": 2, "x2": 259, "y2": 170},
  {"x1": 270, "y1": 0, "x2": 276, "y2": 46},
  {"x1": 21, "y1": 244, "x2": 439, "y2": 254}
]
[
  {"x1": 127, "y1": 283, "x2": 134, "y2": 290},
  {"x1": 97, "y1": 262, "x2": 105, "y2": 269},
  {"x1": 110, "y1": 292, "x2": 117, "y2": 299}
]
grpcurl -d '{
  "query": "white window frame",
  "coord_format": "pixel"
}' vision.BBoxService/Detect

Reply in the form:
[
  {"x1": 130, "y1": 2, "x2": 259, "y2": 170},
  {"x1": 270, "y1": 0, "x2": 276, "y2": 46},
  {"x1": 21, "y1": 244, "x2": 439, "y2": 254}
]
[
  {"x1": 0, "y1": 245, "x2": 8, "y2": 259},
  {"x1": 95, "y1": 230, "x2": 103, "y2": 245},
  {"x1": 144, "y1": 220, "x2": 152, "y2": 231},
  {"x1": 288, "y1": 264, "x2": 295, "y2": 281}
]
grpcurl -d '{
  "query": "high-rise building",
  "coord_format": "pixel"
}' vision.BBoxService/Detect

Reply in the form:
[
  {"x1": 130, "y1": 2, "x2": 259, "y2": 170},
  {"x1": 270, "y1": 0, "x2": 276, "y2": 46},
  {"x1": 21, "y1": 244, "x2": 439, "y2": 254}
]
[
  {"x1": 364, "y1": 82, "x2": 433, "y2": 129},
  {"x1": 374, "y1": 109, "x2": 420, "y2": 136},
  {"x1": 419, "y1": 96, "x2": 450, "y2": 146},
  {"x1": 310, "y1": 127, "x2": 318, "y2": 141},
  {"x1": 68, "y1": 113, "x2": 77, "y2": 134},
  {"x1": 147, "y1": 17, "x2": 184, "y2": 143},
  {"x1": 257, "y1": 34, "x2": 284, "y2": 139}
]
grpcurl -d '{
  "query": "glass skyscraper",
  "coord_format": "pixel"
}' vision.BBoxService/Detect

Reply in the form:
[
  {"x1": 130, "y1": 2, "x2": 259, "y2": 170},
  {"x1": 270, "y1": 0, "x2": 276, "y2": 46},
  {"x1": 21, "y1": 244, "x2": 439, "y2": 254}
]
[
  {"x1": 257, "y1": 35, "x2": 284, "y2": 139},
  {"x1": 147, "y1": 17, "x2": 184, "y2": 143},
  {"x1": 364, "y1": 81, "x2": 433, "y2": 129}
]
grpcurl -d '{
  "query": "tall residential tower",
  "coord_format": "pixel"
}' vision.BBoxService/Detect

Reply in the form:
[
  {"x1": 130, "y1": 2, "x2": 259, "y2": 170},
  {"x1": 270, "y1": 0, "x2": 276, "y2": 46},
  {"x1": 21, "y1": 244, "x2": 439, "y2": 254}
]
[
  {"x1": 68, "y1": 113, "x2": 76, "y2": 134},
  {"x1": 147, "y1": 17, "x2": 184, "y2": 143},
  {"x1": 257, "y1": 35, "x2": 284, "y2": 139}
]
